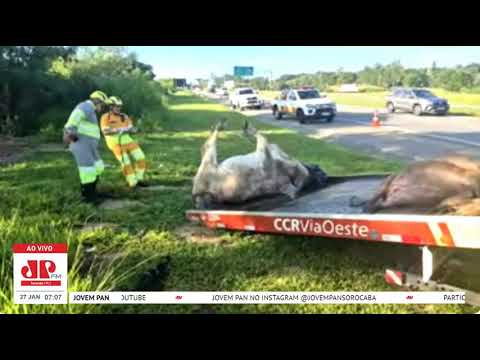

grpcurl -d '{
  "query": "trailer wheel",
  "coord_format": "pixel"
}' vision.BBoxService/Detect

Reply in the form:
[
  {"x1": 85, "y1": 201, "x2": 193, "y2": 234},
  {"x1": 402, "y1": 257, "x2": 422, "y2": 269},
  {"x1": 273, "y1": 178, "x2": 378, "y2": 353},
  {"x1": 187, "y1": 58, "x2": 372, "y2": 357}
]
[{"x1": 275, "y1": 110, "x2": 283, "y2": 120}]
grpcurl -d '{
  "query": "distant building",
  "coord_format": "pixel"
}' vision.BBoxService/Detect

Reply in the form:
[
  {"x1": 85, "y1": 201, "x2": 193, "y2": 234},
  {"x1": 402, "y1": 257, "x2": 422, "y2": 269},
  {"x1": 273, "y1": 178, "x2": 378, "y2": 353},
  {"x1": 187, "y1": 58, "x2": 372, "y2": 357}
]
[{"x1": 339, "y1": 84, "x2": 359, "y2": 93}]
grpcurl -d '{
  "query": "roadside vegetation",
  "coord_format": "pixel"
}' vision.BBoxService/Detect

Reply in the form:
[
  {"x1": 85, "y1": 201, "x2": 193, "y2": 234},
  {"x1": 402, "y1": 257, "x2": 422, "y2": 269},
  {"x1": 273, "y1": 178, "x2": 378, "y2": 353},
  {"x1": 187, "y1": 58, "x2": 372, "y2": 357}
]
[
  {"x1": 214, "y1": 61, "x2": 480, "y2": 93},
  {"x1": 0, "y1": 46, "x2": 165, "y2": 138}
]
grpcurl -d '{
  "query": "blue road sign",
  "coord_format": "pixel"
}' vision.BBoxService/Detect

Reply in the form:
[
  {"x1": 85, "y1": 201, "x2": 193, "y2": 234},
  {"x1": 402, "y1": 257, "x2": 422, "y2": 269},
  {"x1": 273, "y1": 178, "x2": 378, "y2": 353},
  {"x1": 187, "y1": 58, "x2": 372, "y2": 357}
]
[{"x1": 234, "y1": 66, "x2": 254, "y2": 77}]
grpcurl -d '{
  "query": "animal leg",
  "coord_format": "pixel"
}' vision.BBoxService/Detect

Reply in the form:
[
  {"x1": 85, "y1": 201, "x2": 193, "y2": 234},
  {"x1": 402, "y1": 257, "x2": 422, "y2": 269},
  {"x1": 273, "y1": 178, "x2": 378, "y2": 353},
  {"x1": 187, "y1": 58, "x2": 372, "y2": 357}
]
[
  {"x1": 431, "y1": 191, "x2": 477, "y2": 215},
  {"x1": 445, "y1": 198, "x2": 480, "y2": 216},
  {"x1": 253, "y1": 132, "x2": 275, "y2": 175},
  {"x1": 200, "y1": 119, "x2": 226, "y2": 165},
  {"x1": 269, "y1": 144, "x2": 291, "y2": 161},
  {"x1": 241, "y1": 121, "x2": 275, "y2": 172},
  {"x1": 242, "y1": 120, "x2": 257, "y2": 141},
  {"x1": 279, "y1": 183, "x2": 299, "y2": 200},
  {"x1": 439, "y1": 155, "x2": 480, "y2": 172},
  {"x1": 268, "y1": 143, "x2": 309, "y2": 188},
  {"x1": 243, "y1": 123, "x2": 292, "y2": 178},
  {"x1": 292, "y1": 163, "x2": 310, "y2": 189},
  {"x1": 362, "y1": 174, "x2": 396, "y2": 213}
]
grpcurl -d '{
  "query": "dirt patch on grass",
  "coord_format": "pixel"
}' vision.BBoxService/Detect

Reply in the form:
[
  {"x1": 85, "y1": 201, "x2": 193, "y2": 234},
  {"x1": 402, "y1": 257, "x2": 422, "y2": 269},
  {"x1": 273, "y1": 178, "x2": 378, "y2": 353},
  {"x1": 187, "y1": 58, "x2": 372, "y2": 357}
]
[
  {"x1": 0, "y1": 136, "x2": 30, "y2": 165},
  {"x1": 174, "y1": 223, "x2": 227, "y2": 244},
  {"x1": 141, "y1": 185, "x2": 191, "y2": 192},
  {"x1": 35, "y1": 143, "x2": 67, "y2": 153},
  {"x1": 99, "y1": 199, "x2": 147, "y2": 210},
  {"x1": 0, "y1": 138, "x2": 67, "y2": 165}
]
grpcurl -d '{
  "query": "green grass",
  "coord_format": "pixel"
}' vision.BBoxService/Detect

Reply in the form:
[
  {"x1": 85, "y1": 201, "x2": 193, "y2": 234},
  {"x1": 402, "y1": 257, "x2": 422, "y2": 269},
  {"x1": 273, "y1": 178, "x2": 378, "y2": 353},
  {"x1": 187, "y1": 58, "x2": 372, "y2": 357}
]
[
  {"x1": 432, "y1": 88, "x2": 480, "y2": 107},
  {"x1": 260, "y1": 88, "x2": 480, "y2": 117},
  {"x1": 1, "y1": 91, "x2": 477, "y2": 314}
]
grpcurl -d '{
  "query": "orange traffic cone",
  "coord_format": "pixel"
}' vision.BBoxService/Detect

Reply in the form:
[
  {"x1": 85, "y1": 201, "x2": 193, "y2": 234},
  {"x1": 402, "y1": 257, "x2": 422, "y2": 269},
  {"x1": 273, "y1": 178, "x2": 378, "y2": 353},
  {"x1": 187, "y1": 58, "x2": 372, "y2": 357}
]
[{"x1": 371, "y1": 110, "x2": 381, "y2": 127}]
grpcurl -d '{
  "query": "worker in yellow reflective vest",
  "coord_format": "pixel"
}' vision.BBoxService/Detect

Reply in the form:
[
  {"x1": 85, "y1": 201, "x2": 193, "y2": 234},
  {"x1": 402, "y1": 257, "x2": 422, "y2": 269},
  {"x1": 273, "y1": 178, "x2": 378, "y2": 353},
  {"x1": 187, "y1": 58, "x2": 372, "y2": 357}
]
[
  {"x1": 64, "y1": 90, "x2": 110, "y2": 203},
  {"x1": 100, "y1": 96, "x2": 148, "y2": 189}
]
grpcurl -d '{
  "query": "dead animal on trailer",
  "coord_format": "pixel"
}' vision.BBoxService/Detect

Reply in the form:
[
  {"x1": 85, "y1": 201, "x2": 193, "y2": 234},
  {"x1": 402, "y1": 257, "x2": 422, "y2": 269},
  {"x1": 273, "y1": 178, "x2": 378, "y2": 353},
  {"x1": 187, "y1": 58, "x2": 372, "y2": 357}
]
[
  {"x1": 188, "y1": 154, "x2": 480, "y2": 307},
  {"x1": 350, "y1": 155, "x2": 480, "y2": 216},
  {"x1": 192, "y1": 119, "x2": 328, "y2": 209}
]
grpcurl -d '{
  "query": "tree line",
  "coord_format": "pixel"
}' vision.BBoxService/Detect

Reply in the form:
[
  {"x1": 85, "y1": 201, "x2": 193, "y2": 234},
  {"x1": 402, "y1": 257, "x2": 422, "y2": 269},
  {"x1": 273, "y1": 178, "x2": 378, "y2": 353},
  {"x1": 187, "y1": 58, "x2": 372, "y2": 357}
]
[
  {"x1": 0, "y1": 46, "x2": 164, "y2": 136},
  {"x1": 207, "y1": 61, "x2": 480, "y2": 93}
]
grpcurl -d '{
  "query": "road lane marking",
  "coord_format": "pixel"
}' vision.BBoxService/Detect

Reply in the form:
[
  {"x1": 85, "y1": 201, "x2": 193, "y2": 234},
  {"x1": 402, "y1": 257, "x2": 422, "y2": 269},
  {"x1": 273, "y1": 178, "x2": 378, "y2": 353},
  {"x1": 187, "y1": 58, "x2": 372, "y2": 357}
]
[{"x1": 336, "y1": 118, "x2": 480, "y2": 148}]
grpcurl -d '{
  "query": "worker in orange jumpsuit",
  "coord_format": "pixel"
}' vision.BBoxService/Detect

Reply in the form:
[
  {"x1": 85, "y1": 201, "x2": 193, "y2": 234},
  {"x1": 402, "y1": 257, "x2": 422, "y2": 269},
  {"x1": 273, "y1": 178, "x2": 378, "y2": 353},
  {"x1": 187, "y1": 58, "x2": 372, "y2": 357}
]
[{"x1": 100, "y1": 96, "x2": 148, "y2": 189}]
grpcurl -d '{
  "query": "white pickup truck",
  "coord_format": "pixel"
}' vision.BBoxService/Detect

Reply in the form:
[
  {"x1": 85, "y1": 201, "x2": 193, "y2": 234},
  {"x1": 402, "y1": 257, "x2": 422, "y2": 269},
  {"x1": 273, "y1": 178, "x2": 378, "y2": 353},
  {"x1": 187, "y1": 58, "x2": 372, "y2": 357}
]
[
  {"x1": 229, "y1": 87, "x2": 264, "y2": 110},
  {"x1": 271, "y1": 88, "x2": 337, "y2": 124}
]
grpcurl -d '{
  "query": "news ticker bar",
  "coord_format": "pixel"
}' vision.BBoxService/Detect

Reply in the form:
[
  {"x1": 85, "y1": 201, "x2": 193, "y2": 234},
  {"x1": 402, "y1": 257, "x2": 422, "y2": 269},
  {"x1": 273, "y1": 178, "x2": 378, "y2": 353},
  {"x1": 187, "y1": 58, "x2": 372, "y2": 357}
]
[{"x1": 69, "y1": 292, "x2": 466, "y2": 305}]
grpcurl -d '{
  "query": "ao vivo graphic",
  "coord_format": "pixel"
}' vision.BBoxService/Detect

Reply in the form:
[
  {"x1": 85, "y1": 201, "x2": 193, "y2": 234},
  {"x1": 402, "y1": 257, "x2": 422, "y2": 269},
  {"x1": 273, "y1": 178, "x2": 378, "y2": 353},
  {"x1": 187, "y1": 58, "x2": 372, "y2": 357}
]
[{"x1": 13, "y1": 243, "x2": 68, "y2": 304}]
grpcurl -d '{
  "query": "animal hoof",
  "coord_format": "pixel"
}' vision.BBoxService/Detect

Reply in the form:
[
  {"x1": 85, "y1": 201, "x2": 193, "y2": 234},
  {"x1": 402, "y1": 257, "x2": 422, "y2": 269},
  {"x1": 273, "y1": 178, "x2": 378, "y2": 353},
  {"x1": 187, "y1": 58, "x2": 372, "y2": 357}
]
[{"x1": 349, "y1": 196, "x2": 364, "y2": 207}]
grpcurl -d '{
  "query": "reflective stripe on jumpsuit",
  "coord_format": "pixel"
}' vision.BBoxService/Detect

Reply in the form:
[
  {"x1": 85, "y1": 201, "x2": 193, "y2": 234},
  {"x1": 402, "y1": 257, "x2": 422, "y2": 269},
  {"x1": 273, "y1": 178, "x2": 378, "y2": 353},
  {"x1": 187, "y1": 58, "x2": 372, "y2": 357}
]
[{"x1": 64, "y1": 101, "x2": 104, "y2": 185}]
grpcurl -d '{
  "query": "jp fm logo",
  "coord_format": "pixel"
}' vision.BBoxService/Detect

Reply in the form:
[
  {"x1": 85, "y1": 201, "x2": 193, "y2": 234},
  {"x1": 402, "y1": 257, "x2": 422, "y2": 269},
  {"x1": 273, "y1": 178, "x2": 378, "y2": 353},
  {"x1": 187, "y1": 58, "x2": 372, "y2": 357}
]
[{"x1": 21, "y1": 260, "x2": 59, "y2": 280}]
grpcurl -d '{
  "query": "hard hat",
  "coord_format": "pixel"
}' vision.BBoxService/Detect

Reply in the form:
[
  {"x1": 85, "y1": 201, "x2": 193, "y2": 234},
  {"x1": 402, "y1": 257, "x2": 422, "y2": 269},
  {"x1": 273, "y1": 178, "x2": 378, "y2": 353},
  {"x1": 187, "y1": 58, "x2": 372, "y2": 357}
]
[
  {"x1": 90, "y1": 91, "x2": 108, "y2": 103},
  {"x1": 108, "y1": 96, "x2": 123, "y2": 106}
]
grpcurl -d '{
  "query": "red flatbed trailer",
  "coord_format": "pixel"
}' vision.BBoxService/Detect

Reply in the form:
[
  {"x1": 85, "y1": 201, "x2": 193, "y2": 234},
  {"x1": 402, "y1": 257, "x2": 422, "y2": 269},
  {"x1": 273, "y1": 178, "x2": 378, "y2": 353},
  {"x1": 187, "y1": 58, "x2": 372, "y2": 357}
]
[{"x1": 186, "y1": 175, "x2": 480, "y2": 306}]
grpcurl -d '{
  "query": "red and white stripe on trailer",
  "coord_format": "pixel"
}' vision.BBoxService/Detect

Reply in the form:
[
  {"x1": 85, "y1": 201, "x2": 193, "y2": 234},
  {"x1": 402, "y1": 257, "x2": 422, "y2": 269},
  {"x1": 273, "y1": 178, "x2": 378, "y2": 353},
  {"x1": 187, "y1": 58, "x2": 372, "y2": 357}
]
[
  {"x1": 186, "y1": 212, "x2": 256, "y2": 231},
  {"x1": 384, "y1": 269, "x2": 405, "y2": 287},
  {"x1": 186, "y1": 210, "x2": 480, "y2": 249}
]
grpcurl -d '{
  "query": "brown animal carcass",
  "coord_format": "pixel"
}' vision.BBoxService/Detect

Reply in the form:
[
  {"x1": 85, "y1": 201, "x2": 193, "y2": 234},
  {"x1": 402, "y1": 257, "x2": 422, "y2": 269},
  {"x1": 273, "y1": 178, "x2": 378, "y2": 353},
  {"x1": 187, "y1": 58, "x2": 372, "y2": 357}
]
[{"x1": 356, "y1": 155, "x2": 480, "y2": 215}]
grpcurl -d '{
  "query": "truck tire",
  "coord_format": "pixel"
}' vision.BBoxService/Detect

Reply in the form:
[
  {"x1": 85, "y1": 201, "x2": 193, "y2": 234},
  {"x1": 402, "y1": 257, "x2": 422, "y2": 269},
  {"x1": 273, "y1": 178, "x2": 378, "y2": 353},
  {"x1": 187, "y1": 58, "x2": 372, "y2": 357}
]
[
  {"x1": 296, "y1": 109, "x2": 306, "y2": 124},
  {"x1": 413, "y1": 104, "x2": 423, "y2": 116},
  {"x1": 387, "y1": 102, "x2": 395, "y2": 113},
  {"x1": 326, "y1": 115, "x2": 335, "y2": 123},
  {"x1": 275, "y1": 109, "x2": 283, "y2": 120},
  {"x1": 272, "y1": 106, "x2": 278, "y2": 119}
]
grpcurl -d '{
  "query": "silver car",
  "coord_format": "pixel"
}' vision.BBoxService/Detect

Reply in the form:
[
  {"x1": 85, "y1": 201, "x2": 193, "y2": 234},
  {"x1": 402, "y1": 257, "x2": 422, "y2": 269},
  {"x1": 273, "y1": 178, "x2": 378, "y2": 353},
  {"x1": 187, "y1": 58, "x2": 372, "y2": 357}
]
[{"x1": 386, "y1": 88, "x2": 450, "y2": 116}]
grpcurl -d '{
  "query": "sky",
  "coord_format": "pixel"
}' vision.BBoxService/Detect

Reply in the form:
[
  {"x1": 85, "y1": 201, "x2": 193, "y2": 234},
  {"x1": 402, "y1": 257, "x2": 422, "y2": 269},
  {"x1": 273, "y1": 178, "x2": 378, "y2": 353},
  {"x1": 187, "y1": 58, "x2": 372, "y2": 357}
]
[{"x1": 128, "y1": 46, "x2": 480, "y2": 81}]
